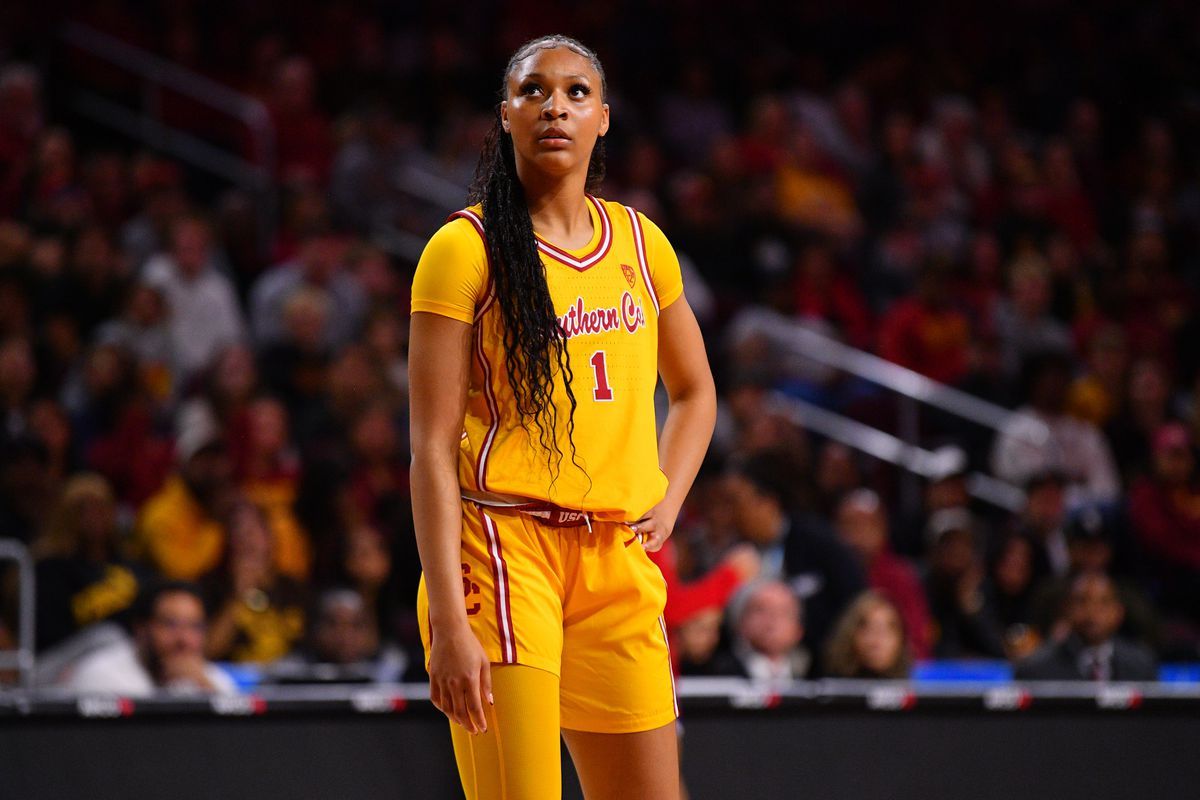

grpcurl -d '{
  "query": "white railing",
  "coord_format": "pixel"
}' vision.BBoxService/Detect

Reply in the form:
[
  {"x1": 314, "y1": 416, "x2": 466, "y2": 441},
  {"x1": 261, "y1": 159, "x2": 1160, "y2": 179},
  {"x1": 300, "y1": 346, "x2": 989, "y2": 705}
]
[
  {"x1": 733, "y1": 308, "x2": 1041, "y2": 511},
  {"x1": 61, "y1": 22, "x2": 276, "y2": 250}
]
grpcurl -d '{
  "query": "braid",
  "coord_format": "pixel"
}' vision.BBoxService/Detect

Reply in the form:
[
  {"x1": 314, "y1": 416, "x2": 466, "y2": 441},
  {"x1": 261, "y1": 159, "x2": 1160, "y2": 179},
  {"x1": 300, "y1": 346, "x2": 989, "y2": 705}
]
[{"x1": 467, "y1": 35, "x2": 607, "y2": 490}]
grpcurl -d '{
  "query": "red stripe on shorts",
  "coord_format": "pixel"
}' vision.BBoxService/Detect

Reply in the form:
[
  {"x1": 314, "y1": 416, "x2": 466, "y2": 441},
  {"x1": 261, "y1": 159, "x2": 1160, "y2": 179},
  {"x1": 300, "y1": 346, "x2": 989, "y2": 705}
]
[
  {"x1": 482, "y1": 512, "x2": 517, "y2": 663},
  {"x1": 658, "y1": 614, "x2": 680, "y2": 718}
]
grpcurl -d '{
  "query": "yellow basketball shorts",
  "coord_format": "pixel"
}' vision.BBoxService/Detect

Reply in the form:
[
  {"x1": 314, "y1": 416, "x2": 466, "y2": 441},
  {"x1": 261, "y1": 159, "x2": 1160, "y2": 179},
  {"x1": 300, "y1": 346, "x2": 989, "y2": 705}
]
[{"x1": 417, "y1": 500, "x2": 679, "y2": 733}]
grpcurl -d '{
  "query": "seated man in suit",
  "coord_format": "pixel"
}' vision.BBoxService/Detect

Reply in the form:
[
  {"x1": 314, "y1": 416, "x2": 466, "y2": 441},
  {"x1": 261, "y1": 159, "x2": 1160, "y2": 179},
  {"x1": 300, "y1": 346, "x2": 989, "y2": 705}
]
[
  {"x1": 712, "y1": 579, "x2": 811, "y2": 682},
  {"x1": 1015, "y1": 570, "x2": 1157, "y2": 682}
]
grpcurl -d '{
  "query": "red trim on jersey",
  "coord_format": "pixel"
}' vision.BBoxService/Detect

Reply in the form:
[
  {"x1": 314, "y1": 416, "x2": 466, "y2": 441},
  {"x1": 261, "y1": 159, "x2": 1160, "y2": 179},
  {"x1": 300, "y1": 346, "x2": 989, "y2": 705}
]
[
  {"x1": 658, "y1": 614, "x2": 680, "y2": 718},
  {"x1": 624, "y1": 206, "x2": 660, "y2": 316},
  {"x1": 447, "y1": 208, "x2": 500, "y2": 491},
  {"x1": 473, "y1": 320, "x2": 500, "y2": 492},
  {"x1": 535, "y1": 195, "x2": 612, "y2": 272},
  {"x1": 482, "y1": 512, "x2": 517, "y2": 664}
]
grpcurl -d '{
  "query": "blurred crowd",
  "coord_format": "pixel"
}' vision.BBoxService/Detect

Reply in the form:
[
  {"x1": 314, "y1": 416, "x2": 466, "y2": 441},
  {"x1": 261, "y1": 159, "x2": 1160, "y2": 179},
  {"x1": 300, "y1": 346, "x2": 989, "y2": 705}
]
[{"x1": 2, "y1": 1, "x2": 1200, "y2": 693}]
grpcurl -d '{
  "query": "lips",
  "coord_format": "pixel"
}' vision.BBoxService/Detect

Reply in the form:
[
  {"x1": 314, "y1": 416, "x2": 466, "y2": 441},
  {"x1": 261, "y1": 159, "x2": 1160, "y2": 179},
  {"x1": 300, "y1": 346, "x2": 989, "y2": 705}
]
[{"x1": 539, "y1": 127, "x2": 570, "y2": 141}]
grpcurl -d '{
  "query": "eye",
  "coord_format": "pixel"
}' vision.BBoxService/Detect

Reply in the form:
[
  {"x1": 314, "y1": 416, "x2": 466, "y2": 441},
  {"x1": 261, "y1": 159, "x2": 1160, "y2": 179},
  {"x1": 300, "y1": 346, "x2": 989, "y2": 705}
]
[
  {"x1": 519, "y1": 82, "x2": 542, "y2": 96},
  {"x1": 569, "y1": 83, "x2": 591, "y2": 98}
]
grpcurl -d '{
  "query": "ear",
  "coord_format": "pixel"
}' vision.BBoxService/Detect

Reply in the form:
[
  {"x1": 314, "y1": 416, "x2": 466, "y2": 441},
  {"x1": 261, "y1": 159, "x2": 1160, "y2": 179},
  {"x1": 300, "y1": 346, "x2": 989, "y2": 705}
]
[
  {"x1": 598, "y1": 102, "x2": 610, "y2": 138},
  {"x1": 500, "y1": 100, "x2": 511, "y2": 134}
]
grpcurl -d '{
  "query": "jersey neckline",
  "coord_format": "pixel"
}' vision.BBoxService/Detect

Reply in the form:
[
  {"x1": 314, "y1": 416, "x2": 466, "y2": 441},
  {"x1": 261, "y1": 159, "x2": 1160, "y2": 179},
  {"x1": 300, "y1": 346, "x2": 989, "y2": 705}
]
[{"x1": 532, "y1": 195, "x2": 612, "y2": 272}]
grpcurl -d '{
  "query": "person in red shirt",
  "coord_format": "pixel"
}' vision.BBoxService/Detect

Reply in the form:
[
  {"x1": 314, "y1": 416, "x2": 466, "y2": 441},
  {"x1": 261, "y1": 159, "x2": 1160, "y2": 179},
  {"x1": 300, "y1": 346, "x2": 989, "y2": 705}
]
[
  {"x1": 877, "y1": 261, "x2": 972, "y2": 385},
  {"x1": 1128, "y1": 422, "x2": 1200, "y2": 621},
  {"x1": 834, "y1": 488, "x2": 932, "y2": 659},
  {"x1": 791, "y1": 241, "x2": 873, "y2": 350}
]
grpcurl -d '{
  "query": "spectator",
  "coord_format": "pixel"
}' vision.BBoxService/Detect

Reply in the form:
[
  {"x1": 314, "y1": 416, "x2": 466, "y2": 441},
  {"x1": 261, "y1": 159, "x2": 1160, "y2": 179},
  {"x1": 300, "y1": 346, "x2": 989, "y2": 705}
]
[
  {"x1": 834, "y1": 489, "x2": 932, "y2": 659},
  {"x1": 0, "y1": 64, "x2": 44, "y2": 217},
  {"x1": 992, "y1": 254, "x2": 1073, "y2": 379},
  {"x1": 673, "y1": 607, "x2": 725, "y2": 676},
  {"x1": 1012, "y1": 469, "x2": 1072, "y2": 581},
  {"x1": 135, "y1": 401, "x2": 233, "y2": 582},
  {"x1": 141, "y1": 214, "x2": 247, "y2": 380},
  {"x1": 203, "y1": 499, "x2": 306, "y2": 664},
  {"x1": 922, "y1": 508, "x2": 1006, "y2": 659},
  {"x1": 232, "y1": 395, "x2": 311, "y2": 582},
  {"x1": 0, "y1": 435, "x2": 53, "y2": 545},
  {"x1": 265, "y1": 56, "x2": 333, "y2": 185},
  {"x1": 93, "y1": 282, "x2": 175, "y2": 406},
  {"x1": 1127, "y1": 422, "x2": 1200, "y2": 621},
  {"x1": 985, "y1": 532, "x2": 1041, "y2": 660},
  {"x1": 712, "y1": 579, "x2": 811, "y2": 682},
  {"x1": 790, "y1": 241, "x2": 873, "y2": 350},
  {"x1": 1066, "y1": 324, "x2": 1128, "y2": 427},
  {"x1": 824, "y1": 591, "x2": 913, "y2": 679},
  {"x1": 0, "y1": 334, "x2": 35, "y2": 440},
  {"x1": 1015, "y1": 571, "x2": 1158, "y2": 681},
  {"x1": 725, "y1": 452, "x2": 865, "y2": 652},
  {"x1": 991, "y1": 352, "x2": 1121, "y2": 507},
  {"x1": 877, "y1": 261, "x2": 972, "y2": 385},
  {"x1": 1029, "y1": 506, "x2": 1160, "y2": 649},
  {"x1": 266, "y1": 587, "x2": 406, "y2": 683},
  {"x1": 32, "y1": 473, "x2": 146, "y2": 652},
  {"x1": 250, "y1": 226, "x2": 365, "y2": 352},
  {"x1": 60, "y1": 579, "x2": 238, "y2": 696}
]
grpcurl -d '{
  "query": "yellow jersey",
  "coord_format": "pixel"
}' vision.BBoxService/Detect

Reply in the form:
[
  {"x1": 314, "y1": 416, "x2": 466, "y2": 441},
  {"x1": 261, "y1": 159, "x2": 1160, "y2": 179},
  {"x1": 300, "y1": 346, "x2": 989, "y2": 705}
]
[{"x1": 410, "y1": 194, "x2": 684, "y2": 521}]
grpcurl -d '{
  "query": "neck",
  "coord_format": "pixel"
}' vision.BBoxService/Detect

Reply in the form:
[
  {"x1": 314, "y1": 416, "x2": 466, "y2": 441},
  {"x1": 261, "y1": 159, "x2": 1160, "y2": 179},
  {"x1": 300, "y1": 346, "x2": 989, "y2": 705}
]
[{"x1": 514, "y1": 162, "x2": 591, "y2": 242}]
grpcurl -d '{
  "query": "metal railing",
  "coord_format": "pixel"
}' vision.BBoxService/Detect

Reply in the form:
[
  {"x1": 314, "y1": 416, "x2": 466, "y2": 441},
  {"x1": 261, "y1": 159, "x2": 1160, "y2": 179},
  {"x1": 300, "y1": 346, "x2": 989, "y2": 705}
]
[
  {"x1": 0, "y1": 540, "x2": 35, "y2": 689},
  {"x1": 60, "y1": 22, "x2": 276, "y2": 251},
  {"x1": 734, "y1": 308, "x2": 1043, "y2": 512}
]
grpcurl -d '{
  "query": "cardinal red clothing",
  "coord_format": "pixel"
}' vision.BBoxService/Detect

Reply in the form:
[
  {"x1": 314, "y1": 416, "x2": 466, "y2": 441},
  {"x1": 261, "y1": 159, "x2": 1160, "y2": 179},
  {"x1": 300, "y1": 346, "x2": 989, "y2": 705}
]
[
  {"x1": 647, "y1": 539, "x2": 742, "y2": 630},
  {"x1": 877, "y1": 299, "x2": 971, "y2": 385},
  {"x1": 1129, "y1": 477, "x2": 1200, "y2": 571},
  {"x1": 867, "y1": 551, "x2": 933, "y2": 660},
  {"x1": 793, "y1": 274, "x2": 873, "y2": 350}
]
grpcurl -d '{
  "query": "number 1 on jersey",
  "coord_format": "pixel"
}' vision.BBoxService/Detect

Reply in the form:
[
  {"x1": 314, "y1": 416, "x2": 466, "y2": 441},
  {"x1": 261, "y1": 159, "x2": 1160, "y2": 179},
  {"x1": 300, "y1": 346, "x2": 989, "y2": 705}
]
[{"x1": 590, "y1": 351, "x2": 613, "y2": 401}]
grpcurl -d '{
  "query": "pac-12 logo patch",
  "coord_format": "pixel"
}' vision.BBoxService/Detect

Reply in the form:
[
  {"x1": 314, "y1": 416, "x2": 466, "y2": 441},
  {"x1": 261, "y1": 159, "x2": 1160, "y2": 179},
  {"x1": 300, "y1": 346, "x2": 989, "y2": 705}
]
[{"x1": 621, "y1": 263, "x2": 636, "y2": 288}]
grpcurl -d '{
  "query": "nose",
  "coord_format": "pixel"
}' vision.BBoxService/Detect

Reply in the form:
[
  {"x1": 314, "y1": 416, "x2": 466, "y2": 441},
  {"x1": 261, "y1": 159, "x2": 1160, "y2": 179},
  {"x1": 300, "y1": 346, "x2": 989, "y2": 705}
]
[{"x1": 540, "y1": 90, "x2": 567, "y2": 119}]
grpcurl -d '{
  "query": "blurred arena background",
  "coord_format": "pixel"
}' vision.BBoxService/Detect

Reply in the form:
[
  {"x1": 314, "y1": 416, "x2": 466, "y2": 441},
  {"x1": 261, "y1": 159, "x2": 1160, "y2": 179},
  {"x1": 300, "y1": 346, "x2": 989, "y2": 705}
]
[{"x1": 1, "y1": 1, "x2": 1200, "y2": 798}]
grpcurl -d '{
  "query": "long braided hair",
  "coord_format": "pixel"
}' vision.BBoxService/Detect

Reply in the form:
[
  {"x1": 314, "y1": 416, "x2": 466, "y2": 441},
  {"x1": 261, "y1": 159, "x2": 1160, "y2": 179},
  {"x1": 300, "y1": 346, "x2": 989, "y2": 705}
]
[{"x1": 467, "y1": 35, "x2": 607, "y2": 489}]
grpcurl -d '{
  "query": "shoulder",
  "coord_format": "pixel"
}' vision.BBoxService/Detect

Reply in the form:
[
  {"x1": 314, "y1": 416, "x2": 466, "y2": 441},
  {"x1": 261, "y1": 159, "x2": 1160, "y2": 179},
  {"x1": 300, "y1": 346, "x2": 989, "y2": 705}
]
[
  {"x1": 597, "y1": 197, "x2": 671, "y2": 246},
  {"x1": 425, "y1": 209, "x2": 489, "y2": 259},
  {"x1": 1114, "y1": 639, "x2": 1158, "y2": 671}
]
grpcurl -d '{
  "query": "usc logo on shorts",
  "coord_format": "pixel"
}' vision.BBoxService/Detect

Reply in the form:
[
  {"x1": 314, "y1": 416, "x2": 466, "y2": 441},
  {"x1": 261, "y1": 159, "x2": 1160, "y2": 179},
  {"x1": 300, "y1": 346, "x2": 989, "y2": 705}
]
[{"x1": 462, "y1": 563, "x2": 481, "y2": 616}]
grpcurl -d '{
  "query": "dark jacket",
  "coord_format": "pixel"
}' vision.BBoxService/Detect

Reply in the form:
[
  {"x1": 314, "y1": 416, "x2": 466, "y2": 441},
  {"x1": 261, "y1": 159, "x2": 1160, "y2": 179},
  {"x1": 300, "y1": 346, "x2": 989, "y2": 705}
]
[
  {"x1": 780, "y1": 514, "x2": 866, "y2": 656},
  {"x1": 1014, "y1": 633, "x2": 1158, "y2": 681}
]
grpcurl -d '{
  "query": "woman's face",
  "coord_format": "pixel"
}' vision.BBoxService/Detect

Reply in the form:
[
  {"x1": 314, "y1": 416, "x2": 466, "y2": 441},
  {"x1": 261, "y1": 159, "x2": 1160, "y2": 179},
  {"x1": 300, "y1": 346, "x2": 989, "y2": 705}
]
[
  {"x1": 854, "y1": 602, "x2": 904, "y2": 675},
  {"x1": 501, "y1": 46, "x2": 609, "y2": 181}
]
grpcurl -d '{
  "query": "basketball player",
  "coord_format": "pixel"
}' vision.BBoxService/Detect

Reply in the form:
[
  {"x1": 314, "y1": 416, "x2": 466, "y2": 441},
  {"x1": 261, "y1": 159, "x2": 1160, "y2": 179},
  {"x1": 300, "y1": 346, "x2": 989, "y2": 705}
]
[{"x1": 409, "y1": 35, "x2": 715, "y2": 799}]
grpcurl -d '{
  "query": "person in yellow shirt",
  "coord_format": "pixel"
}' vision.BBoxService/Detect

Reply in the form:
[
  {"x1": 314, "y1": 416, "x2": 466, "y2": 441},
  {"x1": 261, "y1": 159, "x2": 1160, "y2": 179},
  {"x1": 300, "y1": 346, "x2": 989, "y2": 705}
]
[
  {"x1": 136, "y1": 402, "x2": 232, "y2": 582},
  {"x1": 409, "y1": 35, "x2": 716, "y2": 800}
]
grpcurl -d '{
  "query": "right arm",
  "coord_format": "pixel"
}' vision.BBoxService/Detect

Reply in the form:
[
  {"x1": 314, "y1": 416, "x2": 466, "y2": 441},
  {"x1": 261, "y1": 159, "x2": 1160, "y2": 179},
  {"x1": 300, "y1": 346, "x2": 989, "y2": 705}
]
[{"x1": 409, "y1": 310, "x2": 492, "y2": 734}]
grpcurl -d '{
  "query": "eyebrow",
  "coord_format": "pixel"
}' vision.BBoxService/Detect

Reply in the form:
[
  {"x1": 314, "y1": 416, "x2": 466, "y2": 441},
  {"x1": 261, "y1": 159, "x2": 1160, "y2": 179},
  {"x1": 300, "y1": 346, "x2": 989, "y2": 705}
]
[{"x1": 521, "y1": 72, "x2": 591, "y2": 82}]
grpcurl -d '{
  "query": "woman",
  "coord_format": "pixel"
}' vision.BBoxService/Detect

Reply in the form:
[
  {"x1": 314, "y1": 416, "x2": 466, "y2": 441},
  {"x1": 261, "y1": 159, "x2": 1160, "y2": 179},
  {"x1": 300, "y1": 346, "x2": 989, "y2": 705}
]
[
  {"x1": 202, "y1": 499, "x2": 306, "y2": 663},
  {"x1": 409, "y1": 35, "x2": 715, "y2": 800},
  {"x1": 823, "y1": 590, "x2": 913, "y2": 679},
  {"x1": 32, "y1": 473, "x2": 145, "y2": 652}
]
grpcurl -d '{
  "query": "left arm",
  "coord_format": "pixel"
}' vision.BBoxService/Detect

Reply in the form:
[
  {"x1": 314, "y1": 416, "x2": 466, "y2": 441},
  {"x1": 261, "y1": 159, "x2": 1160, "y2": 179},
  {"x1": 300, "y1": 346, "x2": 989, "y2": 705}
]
[{"x1": 629, "y1": 296, "x2": 717, "y2": 551}]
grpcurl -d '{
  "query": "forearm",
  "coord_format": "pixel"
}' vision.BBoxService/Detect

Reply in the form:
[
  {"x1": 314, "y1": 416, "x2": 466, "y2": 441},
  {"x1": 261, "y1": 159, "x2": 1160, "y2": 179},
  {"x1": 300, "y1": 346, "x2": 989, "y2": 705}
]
[
  {"x1": 411, "y1": 449, "x2": 469, "y2": 629},
  {"x1": 656, "y1": 384, "x2": 717, "y2": 520}
]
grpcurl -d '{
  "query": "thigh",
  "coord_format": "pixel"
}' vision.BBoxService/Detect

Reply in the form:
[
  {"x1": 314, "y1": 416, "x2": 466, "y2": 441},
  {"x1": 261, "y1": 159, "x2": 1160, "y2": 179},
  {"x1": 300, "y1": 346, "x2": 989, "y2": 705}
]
[
  {"x1": 558, "y1": 522, "x2": 678, "y2": 734},
  {"x1": 562, "y1": 722, "x2": 680, "y2": 800},
  {"x1": 451, "y1": 664, "x2": 563, "y2": 800}
]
